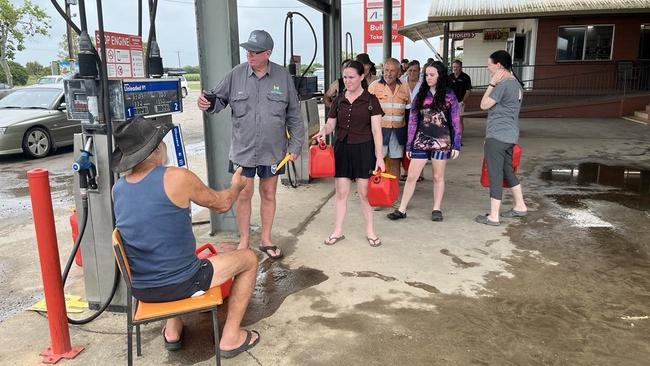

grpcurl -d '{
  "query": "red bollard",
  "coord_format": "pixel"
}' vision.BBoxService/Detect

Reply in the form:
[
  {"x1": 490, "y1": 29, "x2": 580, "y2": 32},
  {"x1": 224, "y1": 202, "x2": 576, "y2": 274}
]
[{"x1": 27, "y1": 168, "x2": 84, "y2": 364}]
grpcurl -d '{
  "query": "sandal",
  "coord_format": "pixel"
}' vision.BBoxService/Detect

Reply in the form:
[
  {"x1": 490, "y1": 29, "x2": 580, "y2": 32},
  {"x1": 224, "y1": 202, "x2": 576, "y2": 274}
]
[
  {"x1": 162, "y1": 327, "x2": 183, "y2": 351},
  {"x1": 259, "y1": 245, "x2": 283, "y2": 260},
  {"x1": 221, "y1": 330, "x2": 260, "y2": 359},
  {"x1": 324, "y1": 235, "x2": 345, "y2": 246},
  {"x1": 474, "y1": 214, "x2": 500, "y2": 226},
  {"x1": 500, "y1": 209, "x2": 528, "y2": 218},
  {"x1": 431, "y1": 210, "x2": 443, "y2": 222},
  {"x1": 387, "y1": 209, "x2": 407, "y2": 220},
  {"x1": 367, "y1": 237, "x2": 382, "y2": 247}
]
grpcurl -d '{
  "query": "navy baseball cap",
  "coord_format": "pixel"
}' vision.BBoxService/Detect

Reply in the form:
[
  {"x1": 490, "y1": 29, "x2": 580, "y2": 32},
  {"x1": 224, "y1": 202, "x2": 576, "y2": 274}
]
[{"x1": 240, "y1": 30, "x2": 274, "y2": 52}]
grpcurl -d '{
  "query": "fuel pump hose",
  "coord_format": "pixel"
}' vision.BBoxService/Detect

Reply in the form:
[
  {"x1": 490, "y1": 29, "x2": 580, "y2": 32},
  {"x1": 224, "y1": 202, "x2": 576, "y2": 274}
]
[{"x1": 61, "y1": 195, "x2": 120, "y2": 325}]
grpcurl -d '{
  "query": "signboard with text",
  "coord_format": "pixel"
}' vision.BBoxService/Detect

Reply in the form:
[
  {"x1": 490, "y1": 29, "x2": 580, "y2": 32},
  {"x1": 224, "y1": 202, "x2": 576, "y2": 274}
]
[
  {"x1": 95, "y1": 31, "x2": 145, "y2": 79},
  {"x1": 363, "y1": 0, "x2": 404, "y2": 60}
]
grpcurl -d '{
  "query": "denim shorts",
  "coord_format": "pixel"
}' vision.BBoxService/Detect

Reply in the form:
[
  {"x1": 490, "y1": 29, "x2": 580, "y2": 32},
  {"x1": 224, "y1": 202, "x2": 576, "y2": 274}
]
[
  {"x1": 132, "y1": 259, "x2": 213, "y2": 303},
  {"x1": 410, "y1": 149, "x2": 451, "y2": 160},
  {"x1": 229, "y1": 161, "x2": 285, "y2": 178}
]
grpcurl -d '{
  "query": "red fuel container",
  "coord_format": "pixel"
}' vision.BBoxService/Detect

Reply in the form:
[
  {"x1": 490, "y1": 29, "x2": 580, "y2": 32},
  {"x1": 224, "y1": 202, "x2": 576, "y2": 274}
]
[
  {"x1": 368, "y1": 171, "x2": 399, "y2": 207},
  {"x1": 195, "y1": 243, "x2": 232, "y2": 298},
  {"x1": 69, "y1": 210, "x2": 82, "y2": 267},
  {"x1": 402, "y1": 153, "x2": 411, "y2": 171},
  {"x1": 309, "y1": 140, "x2": 335, "y2": 178},
  {"x1": 481, "y1": 144, "x2": 522, "y2": 188}
]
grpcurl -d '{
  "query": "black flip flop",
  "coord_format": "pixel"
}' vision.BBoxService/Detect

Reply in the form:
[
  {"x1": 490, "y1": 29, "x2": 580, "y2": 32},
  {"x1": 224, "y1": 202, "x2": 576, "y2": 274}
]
[
  {"x1": 162, "y1": 327, "x2": 183, "y2": 351},
  {"x1": 221, "y1": 330, "x2": 260, "y2": 359},
  {"x1": 259, "y1": 245, "x2": 283, "y2": 260}
]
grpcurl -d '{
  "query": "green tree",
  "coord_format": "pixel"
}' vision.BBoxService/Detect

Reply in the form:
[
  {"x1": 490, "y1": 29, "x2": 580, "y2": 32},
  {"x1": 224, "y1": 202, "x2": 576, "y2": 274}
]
[
  {"x1": 0, "y1": 0, "x2": 50, "y2": 87},
  {"x1": 300, "y1": 62, "x2": 323, "y2": 75},
  {"x1": 57, "y1": 31, "x2": 79, "y2": 60},
  {"x1": 0, "y1": 60, "x2": 28, "y2": 85},
  {"x1": 183, "y1": 65, "x2": 200, "y2": 74},
  {"x1": 25, "y1": 60, "x2": 46, "y2": 76}
]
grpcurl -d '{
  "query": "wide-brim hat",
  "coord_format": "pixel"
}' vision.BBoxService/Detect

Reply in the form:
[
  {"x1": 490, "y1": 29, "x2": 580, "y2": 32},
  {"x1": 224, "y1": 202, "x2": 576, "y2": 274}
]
[
  {"x1": 355, "y1": 53, "x2": 374, "y2": 66},
  {"x1": 111, "y1": 116, "x2": 174, "y2": 173},
  {"x1": 240, "y1": 29, "x2": 274, "y2": 52}
]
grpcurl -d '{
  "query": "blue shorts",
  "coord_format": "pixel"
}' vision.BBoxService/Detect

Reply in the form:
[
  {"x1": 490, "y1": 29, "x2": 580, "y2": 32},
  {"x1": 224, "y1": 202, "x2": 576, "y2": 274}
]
[
  {"x1": 410, "y1": 149, "x2": 451, "y2": 160},
  {"x1": 229, "y1": 161, "x2": 285, "y2": 178}
]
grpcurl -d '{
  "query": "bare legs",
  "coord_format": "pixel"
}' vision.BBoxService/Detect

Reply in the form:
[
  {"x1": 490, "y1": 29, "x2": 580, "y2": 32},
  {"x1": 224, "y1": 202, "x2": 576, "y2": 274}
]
[
  {"x1": 236, "y1": 176, "x2": 281, "y2": 257},
  {"x1": 488, "y1": 184, "x2": 527, "y2": 222},
  {"x1": 328, "y1": 177, "x2": 377, "y2": 241},
  {"x1": 164, "y1": 249, "x2": 259, "y2": 350},
  {"x1": 397, "y1": 159, "x2": 448, "y2": 213}
]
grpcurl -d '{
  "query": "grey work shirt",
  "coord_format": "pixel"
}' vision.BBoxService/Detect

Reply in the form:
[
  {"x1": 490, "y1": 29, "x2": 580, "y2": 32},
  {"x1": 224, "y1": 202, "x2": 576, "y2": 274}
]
[
  {"x1": 486, "y1": 78, "x2": 523, "y2": 144},
  {"x1": 209, "y1": 61, "x2": 304, "y2": 167}
]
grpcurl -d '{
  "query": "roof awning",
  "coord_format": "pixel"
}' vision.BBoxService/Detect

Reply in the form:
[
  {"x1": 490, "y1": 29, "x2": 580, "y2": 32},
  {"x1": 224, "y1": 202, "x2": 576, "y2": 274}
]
[
  {"x1": 398, "y1": 21, "x2": 444, "y2": 43},
  {"x1": 427, "y1": 0, "x2": 650, "y2": 22},
  {"x1": 399, "y1": 0, "x2": 650, "y2": 42}
]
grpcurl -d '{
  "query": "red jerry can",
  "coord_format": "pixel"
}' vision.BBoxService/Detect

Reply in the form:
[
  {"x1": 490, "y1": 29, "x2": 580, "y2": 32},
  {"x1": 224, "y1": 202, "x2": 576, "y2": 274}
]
[
  {"x1": 481, "y1": 144, "x2": 522, "y2": 188},
  {"x1": 309, "y1": 140, "x2": 335, "y2": 178},
  {"x1": 368, "y1": 171, "x2": 399, "y2": 207},
  {"x1": 195, "y1": 243, "x2": 232, "y2": 298},
  {"x1": 402, "y1": 153, "x2": 411, "y2": 171},
  {"x1": 69, "y1": 209, "x2": 82, "y2": 267}
]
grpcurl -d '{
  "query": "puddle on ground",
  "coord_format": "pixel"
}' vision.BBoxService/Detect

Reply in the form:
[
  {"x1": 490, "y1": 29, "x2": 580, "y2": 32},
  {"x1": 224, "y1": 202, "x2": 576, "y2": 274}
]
[
  {"x1": 341, "y1": 271, "x2": 397, "y2": 282},
  {"x1": 541, "y1": 162, "x2": 650, "y2": 211},
  {"x1": 404, "y1": 281, "x2": 440, "y2": 294},
  {"x1": 241, "y1": 260, "x2": 327, "y2": 326},
  {"x1": 440, "y1": 248, "x2": 480, "y2": 268}
]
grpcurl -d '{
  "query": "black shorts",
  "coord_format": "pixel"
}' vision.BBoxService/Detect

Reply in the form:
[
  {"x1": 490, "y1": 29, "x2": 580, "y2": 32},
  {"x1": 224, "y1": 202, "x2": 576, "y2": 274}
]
[{"x1": 132, "y1": 259, "x2": 214, "y2": 303}]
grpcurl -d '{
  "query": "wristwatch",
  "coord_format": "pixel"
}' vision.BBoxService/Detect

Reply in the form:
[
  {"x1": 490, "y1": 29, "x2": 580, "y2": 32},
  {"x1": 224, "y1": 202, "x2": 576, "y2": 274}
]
[{"x1": 489, "y1": 83, "x2": 496, "y2": 88}]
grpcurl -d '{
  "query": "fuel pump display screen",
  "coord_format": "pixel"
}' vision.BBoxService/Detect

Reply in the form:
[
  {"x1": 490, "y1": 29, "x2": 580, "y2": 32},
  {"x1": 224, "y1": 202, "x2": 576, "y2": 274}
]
[{"x1": 122, "y1": 80, "x2": 182, "y2": 119}]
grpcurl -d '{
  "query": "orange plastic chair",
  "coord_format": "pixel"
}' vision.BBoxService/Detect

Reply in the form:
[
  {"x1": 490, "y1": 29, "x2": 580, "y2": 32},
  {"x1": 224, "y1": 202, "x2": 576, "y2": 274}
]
[{"x1": 112, "y1": 229, "x2": 224, "y2": 366}]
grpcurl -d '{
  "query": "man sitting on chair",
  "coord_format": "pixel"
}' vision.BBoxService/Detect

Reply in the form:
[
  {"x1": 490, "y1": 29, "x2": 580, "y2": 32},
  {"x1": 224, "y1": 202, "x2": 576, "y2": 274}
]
[{"x1": 111, "y1": 116, "x2": 259, "y2": 358}]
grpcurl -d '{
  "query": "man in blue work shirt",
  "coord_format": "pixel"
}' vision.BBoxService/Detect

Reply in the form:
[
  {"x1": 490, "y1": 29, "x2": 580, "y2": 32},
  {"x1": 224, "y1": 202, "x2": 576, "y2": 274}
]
[{"x1": 198, "y1": 30, "x2": 304, "y2": 260}]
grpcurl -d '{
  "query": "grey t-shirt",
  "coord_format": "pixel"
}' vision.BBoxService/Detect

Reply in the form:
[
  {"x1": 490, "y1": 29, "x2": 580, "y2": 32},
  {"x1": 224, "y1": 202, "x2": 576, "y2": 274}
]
[{"x1": 486, "y1": 78, "x2": 522, "y2": 144}]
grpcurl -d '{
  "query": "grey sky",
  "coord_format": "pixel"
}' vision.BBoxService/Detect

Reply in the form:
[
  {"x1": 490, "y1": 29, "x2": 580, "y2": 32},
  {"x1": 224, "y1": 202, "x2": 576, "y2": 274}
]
[{"x1": 16, "y1": 0, "x2": 437, "y2": 69}]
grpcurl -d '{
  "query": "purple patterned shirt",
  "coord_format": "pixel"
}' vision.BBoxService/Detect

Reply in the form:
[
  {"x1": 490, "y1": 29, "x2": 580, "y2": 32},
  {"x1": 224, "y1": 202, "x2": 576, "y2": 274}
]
[{"x1": 407, "y1": 89, "x2": 462, "y2": 152}]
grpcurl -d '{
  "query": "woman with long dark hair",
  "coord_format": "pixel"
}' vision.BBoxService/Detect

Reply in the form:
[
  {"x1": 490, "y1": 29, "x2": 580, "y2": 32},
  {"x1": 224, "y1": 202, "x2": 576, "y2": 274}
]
[
  {"x1": 475, "y1": 50, "x2": 527, "y2": 226},
  {"x1": 387, "y1": 61, "x2": 461, "y2": 222},
  {"x1": 313, "y1": 60, "x2": 385, "y2": 247}
]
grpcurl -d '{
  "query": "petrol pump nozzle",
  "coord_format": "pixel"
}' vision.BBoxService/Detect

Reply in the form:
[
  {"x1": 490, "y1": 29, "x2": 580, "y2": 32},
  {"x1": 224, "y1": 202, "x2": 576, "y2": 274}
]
[{"x1": 72, "y1": 138, "x2": 98, "y2": 191}]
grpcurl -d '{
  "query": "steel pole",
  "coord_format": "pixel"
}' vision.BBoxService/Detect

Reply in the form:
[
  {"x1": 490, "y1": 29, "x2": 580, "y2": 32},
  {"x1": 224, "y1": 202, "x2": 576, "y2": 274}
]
[{"x1": 27, "y1": 168, "x2": 84, "y2": 363}]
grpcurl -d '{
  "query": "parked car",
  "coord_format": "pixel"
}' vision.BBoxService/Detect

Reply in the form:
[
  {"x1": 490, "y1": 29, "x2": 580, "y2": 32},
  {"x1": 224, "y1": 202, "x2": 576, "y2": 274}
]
[
  {"x1": 0, "y1": 82, "x2": 13, "y2": 100},
  {"x1": 37, "y1": 75, "x2": 65, "y2": 84},
  {"x1": 163, "y1": 74, "x2": 189, "y2": 98},
  {"x1": 313, "y1": 68, "x2": 325, "y2": 93},
  {"x1": 0, "y1": 84, "x2": 80, "y2": 158}
]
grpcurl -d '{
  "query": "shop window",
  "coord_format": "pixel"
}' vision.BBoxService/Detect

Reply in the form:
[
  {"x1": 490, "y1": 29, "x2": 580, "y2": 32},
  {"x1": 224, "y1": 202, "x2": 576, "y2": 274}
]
[
  {"x1": 556, "y1": 25, "x2": 614, "y2": 61},
  {"x1": 640, "y1": 24, "x2": 650, "y2": 60}
]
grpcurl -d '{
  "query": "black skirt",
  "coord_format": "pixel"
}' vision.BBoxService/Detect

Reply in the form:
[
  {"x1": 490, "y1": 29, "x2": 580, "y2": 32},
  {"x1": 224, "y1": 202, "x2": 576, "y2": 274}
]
[{"x1": 334, "y1": 138, "x2": 375, "y2": 179}]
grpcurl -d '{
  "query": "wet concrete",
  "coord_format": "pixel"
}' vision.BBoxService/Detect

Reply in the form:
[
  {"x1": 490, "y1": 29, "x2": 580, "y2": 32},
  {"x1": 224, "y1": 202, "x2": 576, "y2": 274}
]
[
  {"x1": 540, "y1": 162, "x2": 650, "y2": 211},
  {"x1": 242, "y1": 260, "x2": 328, "y2": 326}
]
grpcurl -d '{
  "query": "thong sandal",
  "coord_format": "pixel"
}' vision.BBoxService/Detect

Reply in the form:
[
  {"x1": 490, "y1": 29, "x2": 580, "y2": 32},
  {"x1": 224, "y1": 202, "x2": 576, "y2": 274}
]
[
  {"x1": 162, "y1": 327, "x2": 183, "y2": 351},
  {"x1": 324, "y1": 235, "x2": 345, "y2": 246},
  {"x1": 259, "y1": 245, "x2": 283, "y2": 260},
  {"x1": 221, "y1": 330, "x2": 260, "y2": 359},
  {"x1": 367, "y1": 237, "x2": 382, "y2": 247}
]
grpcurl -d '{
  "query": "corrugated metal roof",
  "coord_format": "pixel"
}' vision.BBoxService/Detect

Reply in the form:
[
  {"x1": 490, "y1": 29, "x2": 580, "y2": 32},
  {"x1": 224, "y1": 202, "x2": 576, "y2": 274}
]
[{"x1": 427, "y1": 0, "x2": 650, "y2": 22}]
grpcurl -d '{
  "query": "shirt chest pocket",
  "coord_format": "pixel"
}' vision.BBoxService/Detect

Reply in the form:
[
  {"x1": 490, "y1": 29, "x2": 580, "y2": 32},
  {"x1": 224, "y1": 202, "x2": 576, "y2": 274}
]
[
  {"x1": 267, "y1": 92, "x2": 288, "y2": 117},
  {"x1": 231, "y1": 93, "x2": 249, "y2": 118}
]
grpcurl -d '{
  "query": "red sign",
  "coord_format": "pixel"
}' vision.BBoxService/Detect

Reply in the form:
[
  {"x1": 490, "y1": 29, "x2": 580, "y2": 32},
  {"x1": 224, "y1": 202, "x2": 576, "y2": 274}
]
[
  {"x1": 364, "y1": 0, "x2": 404, "y2": 59},
  {"x1": 95, "y1": 31, "x2": 145, "y2": 79}
]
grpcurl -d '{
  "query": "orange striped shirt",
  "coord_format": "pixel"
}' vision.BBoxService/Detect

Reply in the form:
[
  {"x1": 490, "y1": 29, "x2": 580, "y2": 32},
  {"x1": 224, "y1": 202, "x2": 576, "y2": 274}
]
[{"x1": 368, "y1": 79, "x2": 411, "y2": 129}]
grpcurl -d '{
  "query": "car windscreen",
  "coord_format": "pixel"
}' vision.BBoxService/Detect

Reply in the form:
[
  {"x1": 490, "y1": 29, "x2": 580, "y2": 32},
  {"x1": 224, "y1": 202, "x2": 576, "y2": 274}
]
[{"x1": 0, "y1": 89, "x2": 60, "y2": 109}]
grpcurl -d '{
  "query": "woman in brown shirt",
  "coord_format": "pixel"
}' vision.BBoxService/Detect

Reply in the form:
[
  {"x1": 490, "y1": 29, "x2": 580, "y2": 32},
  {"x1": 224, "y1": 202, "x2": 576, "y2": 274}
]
[{"x1": 313, "y1": 60, "x2": 385, "y2": 247}]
